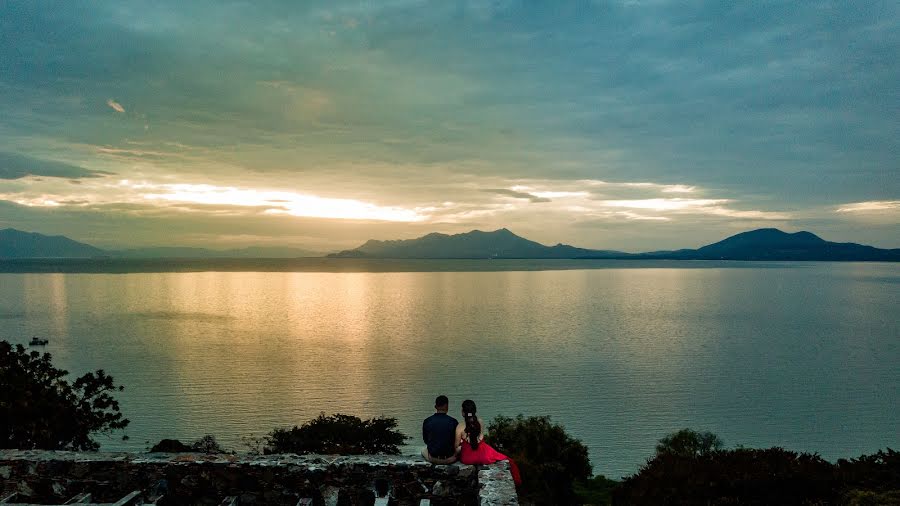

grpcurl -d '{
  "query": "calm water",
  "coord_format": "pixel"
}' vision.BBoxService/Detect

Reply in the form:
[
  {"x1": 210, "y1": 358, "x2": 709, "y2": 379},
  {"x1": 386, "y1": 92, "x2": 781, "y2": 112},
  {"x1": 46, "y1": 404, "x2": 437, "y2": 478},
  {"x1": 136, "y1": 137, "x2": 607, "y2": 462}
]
[{"x1": 1, "y1": 261, "x2": 897, "y2": 478}]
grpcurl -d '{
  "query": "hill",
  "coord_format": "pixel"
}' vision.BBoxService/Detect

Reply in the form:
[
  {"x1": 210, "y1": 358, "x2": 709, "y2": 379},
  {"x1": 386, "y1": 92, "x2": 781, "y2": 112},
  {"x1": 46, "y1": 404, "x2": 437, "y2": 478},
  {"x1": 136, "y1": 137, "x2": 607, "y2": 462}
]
[
  {"x1": 3, "y1": 227, "x2": 897, "y2": 261},
  {"x1": 643, "y1": 228, "x2": 900, "y2": 261},
  {"x1": 113, "y1": 246, "x2": 320, "y2": 258},
  {"x1": 328, "y1": 228, "x2": 627, "y2": 259},
  {"x1": 330, "y1": 228, "x2": 900, "y2": 261},
  {"x1": 0, "y1": 229, "x2": 105, "y2": 258},
  {"x1": 0, "y1": 229, "x2": 319, "y2": 259}
]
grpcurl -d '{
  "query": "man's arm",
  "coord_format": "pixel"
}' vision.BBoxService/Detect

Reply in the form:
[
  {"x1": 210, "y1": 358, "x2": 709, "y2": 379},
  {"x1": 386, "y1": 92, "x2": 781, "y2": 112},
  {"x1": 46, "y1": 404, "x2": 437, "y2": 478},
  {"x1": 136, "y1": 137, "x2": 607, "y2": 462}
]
[
  {"x1": 422, "y1": 419, "x2": 428, "y2": 444},
  {"x1": 453, "y1": 422, "x2": 464, "y2": 450}
]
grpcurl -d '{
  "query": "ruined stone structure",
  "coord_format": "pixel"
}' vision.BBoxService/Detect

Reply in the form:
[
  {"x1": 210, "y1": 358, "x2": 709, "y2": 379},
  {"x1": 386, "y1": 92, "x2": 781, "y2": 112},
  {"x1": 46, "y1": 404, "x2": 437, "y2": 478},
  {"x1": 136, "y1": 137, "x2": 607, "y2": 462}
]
[{"x1": 0, "y1": 451, "x2": 518, "y2": 505}]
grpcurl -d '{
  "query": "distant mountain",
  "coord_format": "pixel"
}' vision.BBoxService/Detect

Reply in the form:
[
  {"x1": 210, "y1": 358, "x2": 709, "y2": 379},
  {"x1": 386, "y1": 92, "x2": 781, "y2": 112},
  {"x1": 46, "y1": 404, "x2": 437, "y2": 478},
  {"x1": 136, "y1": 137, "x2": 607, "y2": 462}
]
[
  {"x1": 114, "y1": 246, "x2": 320, "y2": 258},
  {"x1": 0, "y1": 228, "x2": 320, "y2": 259},
  {"x1": 330, "y1": 227, "x2": 900, "y2": 261},
  {"x1": 0, "y1": 228, "x2": 105, "y2": 258},
  {"x1": 329, "y1": 228, "x2": 627, "y2": 259},
  {"x1": 642, "y1": 228, "x2": 900, "y2": 261},
  {"x1": 4, "y1": 227, "x2": 898, "y2": 261}
]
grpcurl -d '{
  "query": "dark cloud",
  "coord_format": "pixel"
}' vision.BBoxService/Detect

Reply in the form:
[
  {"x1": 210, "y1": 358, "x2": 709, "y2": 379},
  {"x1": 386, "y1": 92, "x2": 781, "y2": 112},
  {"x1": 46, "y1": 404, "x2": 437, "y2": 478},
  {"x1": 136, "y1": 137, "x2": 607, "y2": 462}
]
[{"x1": 0, "y1": 152, "x2": 112, "y2": 180}]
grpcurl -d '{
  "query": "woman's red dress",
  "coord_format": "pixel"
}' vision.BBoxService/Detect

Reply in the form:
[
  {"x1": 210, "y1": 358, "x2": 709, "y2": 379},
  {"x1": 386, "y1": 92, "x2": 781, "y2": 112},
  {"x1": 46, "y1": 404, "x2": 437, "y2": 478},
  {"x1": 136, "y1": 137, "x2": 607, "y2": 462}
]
[{"x1": 459, "y1": 440, "x2": 522, "y2": 485}]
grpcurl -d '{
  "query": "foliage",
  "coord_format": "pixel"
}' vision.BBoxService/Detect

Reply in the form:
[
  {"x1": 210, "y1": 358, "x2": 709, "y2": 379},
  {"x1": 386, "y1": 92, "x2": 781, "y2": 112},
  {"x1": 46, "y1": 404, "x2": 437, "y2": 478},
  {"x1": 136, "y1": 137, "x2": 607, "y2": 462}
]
[
  {"x1": 149, "y1": 434, "x2": 226, "y2": 454},
  {"x1": 263, "y1": 413, "x2": 407, "y2": 455},
  {"x1": 836, "y1": 448, "x2": 900, "y2": 496},
  {"x1": 0, "y1": 340, "x2": 129, "y2": 451},
  {"x1": 842, "y1": 489, "x2": 900, "y2": 506},
  {"x1": 614, "y1": 447, "x2": 837, "y2": 505},
  {"x1": 655, "y1": 428, "x2": 723, "y2": 457},
  {"x1": 573, "y1": 475, "x2": 619, "y2": 505},
  {"x1": 486, "y1": 414, "x2": 592, "y2": 505},
  {"x1": 835, "y1": 448, "x2": 900, "y2": 504},
  {"x1": 615, "y1": 430, "x2": 900, "y2": 506}
]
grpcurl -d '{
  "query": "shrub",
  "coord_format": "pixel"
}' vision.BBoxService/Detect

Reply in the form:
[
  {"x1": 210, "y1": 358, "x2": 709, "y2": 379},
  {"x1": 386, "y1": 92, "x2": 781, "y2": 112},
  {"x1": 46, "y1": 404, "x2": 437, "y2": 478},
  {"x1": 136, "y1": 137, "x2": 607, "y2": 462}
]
[
  {"x1": 654, "y1": 428, "x2": 723, "y2": 457},
  {"x1": 615, "y1": 431, "x2": 900, "y2": 505},
  {"x1": 0, "y1": 341, "x2": 129, "y2": 451},
  {"x1": 486, "y1": 415, "x2": 592, "y2": 505},
  {"x1": 263, "y1": 413, "x2": 407, "y2": 455},
  {"x1": 573, "y1": 475, "x2": 619, "y2": 505},
  {"x1": 614, "y1": 447, "x2": 837, "y2": 505},
  {"x1": 149, "y1": 434, "x2": 226, "y2": 454},
  {"x1": 836, "y1": 448, "x2": 900, "y2": 495}
]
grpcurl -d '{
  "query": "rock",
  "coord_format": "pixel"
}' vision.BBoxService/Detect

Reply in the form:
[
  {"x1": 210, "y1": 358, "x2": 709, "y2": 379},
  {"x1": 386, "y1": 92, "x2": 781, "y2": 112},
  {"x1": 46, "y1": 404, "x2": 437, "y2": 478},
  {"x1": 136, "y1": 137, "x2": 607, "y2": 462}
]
[
  {"x1": 16, "y1": 480, "x2": 34, "y2": 497},
  {"x1": 321, "y1": 485, "x2": 340, "y2": 506}
]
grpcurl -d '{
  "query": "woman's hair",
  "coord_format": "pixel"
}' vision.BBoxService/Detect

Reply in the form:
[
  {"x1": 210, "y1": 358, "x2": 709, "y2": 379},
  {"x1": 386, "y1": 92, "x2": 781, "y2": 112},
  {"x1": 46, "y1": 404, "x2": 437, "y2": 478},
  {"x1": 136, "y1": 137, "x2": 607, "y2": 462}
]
[{"x1": 461, "y1": 399, "x2": 481, "y2": 450}]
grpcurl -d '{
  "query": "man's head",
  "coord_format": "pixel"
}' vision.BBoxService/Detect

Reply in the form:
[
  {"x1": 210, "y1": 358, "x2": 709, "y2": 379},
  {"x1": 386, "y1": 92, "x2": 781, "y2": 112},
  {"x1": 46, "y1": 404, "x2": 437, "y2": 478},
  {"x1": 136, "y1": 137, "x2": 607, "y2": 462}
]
[{"x1": 434, "y1": 395, "x2": 449, "y2": 413}]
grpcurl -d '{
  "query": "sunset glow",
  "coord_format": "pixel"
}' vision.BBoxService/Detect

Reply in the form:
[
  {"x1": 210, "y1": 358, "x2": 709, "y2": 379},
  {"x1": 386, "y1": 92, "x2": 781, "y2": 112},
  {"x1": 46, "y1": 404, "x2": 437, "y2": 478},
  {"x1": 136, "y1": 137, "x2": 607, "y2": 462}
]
[{"x1": 140, "y1": 184, "x2": 426, "y2": 222}]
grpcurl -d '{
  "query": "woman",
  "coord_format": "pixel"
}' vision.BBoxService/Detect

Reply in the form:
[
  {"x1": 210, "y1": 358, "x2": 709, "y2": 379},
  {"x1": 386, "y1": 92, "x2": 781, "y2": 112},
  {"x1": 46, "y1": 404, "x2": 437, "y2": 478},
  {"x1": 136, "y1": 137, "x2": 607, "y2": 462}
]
[{"x1": 455, "y1": 399, "x2": 522, "y2": 485}]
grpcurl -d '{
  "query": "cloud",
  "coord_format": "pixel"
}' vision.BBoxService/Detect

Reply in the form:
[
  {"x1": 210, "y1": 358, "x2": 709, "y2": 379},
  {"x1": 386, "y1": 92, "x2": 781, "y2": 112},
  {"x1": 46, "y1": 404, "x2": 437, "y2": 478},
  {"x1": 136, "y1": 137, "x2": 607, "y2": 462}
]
[
  {"x1": 482, "y1": 188, "x2": 551, "y2": 203},
  {"x1": 661, "y1": 185, "x2": 696, "y2": 194},
  {"x1": 836, "y1": 200, "x2": 900, "y2": 213},
  {"x1": 596, "y1": 198, "x2": 790, "y2": 220},
  {"x1": 134, "y1": 182, "x2": 427, "y2": 222},
  {"x1": 106, "y1": 99, "x2": 125, "y2": 113},
  {"x1": 0, "y1": 152, "x2": 112, "y2": 180}
]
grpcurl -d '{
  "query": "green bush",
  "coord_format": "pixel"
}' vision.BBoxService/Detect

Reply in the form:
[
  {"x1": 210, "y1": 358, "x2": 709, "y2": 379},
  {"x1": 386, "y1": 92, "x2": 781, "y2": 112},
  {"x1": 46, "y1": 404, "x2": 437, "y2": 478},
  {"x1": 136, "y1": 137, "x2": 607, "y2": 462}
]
[
  {"x1": 0, "y1": 341, "x2": 129, "y2": 451},
  {"x1": 487, "y1": 415, "x2": 593, "y2": 505},
  {"x1": 263, "y1": 413, "x2": 407, "y2": 455}
]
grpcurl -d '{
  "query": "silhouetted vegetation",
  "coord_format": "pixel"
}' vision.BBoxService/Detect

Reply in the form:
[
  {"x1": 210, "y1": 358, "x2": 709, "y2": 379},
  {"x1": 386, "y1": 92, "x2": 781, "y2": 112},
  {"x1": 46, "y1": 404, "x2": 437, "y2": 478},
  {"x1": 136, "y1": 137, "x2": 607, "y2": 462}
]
[
  {"x1": 0, "y1": 340, "x2": 129, "y2": 451},
  {"x1": 613, "y1": 429, "x2": 900, "y2": 505},
  {"x1": 486, "y1": 414, "x2": 593, "y2": 505},
  {"x1": 262, "y1": 413, "x2": 407, "y2": 455},
  {"x1": 654, "y1": 427, "x2": 723, "y2": 457},
  {"x1": 573, "y1": 475, "x2": 619, "y2": 505},
  {"x1": 615, "y1": 446, "x2": 836, "y2": 504},
  {"x1": 836, "y1": 449, "x2": 900, "y2": 505},
  {"x1": 149, "y1": 434, "x2": 226, "y2": 454}
]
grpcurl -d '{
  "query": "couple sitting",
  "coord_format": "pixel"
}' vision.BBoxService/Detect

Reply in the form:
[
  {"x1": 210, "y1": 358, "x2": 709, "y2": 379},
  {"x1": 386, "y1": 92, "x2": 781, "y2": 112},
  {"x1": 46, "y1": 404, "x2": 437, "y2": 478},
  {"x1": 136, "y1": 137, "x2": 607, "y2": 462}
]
[{"x1": 421, "y1": 395, "x2": 522, "y2": 485}]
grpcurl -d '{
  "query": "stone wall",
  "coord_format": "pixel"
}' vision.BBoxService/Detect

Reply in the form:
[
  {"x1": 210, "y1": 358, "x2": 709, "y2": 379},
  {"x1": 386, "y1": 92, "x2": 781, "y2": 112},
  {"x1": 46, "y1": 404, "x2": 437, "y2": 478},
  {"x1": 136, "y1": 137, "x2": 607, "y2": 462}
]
[{"x1": 0, "y1": 451, "x2": 518, "y2": 505}]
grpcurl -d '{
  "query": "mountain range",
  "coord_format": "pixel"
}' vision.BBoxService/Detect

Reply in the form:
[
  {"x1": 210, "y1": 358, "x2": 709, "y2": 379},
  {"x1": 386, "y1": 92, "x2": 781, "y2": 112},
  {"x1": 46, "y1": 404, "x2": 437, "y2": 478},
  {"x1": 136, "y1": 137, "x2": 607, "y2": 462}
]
[
  {"x1": 0, "y1": 229, "x2": 319, "y2": 259},
  {"x1": 2, "y1": 227, "x2": 898, "y2": 261},
  {"x1": 329, "y1": 228, "x2": 900, "y2": 261}
]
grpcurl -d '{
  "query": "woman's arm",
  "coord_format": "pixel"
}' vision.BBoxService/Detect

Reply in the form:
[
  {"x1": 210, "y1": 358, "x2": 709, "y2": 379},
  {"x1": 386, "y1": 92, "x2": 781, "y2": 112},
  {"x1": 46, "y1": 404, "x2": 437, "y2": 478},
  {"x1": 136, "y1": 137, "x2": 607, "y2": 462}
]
[{"x1": 454, "y1": 422, "x2": 465, "y2": 449}]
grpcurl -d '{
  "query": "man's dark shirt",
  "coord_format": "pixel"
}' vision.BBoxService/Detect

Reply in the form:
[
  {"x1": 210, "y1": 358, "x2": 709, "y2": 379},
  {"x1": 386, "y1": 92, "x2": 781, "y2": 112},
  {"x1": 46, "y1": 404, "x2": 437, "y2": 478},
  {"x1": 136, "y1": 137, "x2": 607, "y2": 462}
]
[{"x1": 423, "y1": 412, "x2": 458, "y2": 459}]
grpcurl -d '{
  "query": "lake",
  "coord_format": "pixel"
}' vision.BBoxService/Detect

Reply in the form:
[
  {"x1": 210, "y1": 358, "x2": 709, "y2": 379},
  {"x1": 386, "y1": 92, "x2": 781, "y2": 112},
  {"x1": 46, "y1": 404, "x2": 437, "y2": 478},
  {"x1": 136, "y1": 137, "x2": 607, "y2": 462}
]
[{"x1": 1, "y1": 260, "x2": 897, "y2": 479}]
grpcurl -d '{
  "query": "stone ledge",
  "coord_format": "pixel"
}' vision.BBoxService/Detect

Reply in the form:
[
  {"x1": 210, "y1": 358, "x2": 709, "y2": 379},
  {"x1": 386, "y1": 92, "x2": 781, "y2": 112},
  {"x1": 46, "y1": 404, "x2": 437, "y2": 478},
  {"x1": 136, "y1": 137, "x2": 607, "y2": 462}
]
[{"x1": 0, "y1": 450, "x2": 518, "y2": 505}]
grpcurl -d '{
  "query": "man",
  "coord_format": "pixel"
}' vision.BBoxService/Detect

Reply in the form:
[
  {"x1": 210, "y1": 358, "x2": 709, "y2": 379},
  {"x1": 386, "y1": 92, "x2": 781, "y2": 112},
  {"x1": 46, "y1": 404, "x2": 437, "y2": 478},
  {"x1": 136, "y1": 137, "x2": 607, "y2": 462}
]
[{"x1": 422, "y1": 395, "x2": 459, "y2": 464}]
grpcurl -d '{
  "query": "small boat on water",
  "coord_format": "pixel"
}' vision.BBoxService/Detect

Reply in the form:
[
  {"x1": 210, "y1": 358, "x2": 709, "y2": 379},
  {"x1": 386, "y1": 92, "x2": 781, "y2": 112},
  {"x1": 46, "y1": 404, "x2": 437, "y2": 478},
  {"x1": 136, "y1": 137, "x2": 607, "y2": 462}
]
[{"x1": 29, "y1": 337, "x2": 49, "y2": 346}]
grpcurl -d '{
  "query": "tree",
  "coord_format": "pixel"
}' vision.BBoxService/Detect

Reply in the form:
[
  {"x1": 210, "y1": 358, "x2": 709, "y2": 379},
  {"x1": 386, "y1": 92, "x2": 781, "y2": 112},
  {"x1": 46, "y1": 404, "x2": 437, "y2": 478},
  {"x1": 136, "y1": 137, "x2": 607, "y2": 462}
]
[
  {"x1": 486, "y1": 415, "x2": 593, "y2": 505},
  {"x1": 0, "y1": 341, "x2": 129, "y2": 450},
  {"x1": 263, "y1": 413, "x2": 407, "y2": 455},
  {"x1": 654, "y1": 428, "x2": 723, "y2": 458}
]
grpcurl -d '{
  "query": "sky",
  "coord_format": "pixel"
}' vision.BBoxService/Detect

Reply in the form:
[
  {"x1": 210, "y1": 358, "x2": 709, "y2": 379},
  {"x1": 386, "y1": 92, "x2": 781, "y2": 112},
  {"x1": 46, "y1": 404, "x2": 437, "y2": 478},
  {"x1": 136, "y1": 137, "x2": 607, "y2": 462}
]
[{"x1": 0, "y1": 0, "x2": 897, "y2": 252}]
